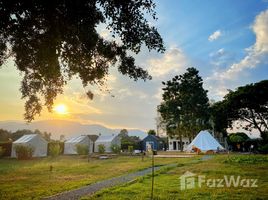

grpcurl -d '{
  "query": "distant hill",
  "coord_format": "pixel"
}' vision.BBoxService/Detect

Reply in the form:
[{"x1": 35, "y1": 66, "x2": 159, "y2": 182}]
[{"x1": 0, "y1": 120, "x2": 147, "y2": 140}]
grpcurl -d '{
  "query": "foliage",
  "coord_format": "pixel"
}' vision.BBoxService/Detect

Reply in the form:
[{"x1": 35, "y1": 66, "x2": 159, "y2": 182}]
[
  {"x1": 2, "y1": 129, "x2": 53, "y2": 141},
  {"x1": 110, "y1": 144, "x2": 121, "y2": 154},
  {"x1": 212, "y1": 80, "x2": 268, "y2": 136},
  {"x1": 12, "y1": 129, "x2": 33, "y2": 141},
  {"x1": 260, "y1": 131, "x2": 268, "y2": 143},
  {"x1": 76, "y1": 144, "x2": 89, "y2": 155},
  {"x1": 98, "y1": 144, "x2": 105, "y2": 154},
  {"x1": 147, "y1": 129, "x2": 156, "y2": 135},
  {"x1": 0, "y1": 0, "x2": 164, "y2": 122},
  {"x1": 119, "y1": 130, "x2": 141, "y2": 150},
  {"x1": 258, "y1": 144, "x2": 268, "y2": 154},
  {"x1": 119, "y1": 129, "x2": 128, "y2": 137},
  {"x1": 128, "y1": 145, "x2": 134, "y2": 153},
  {"x1": 224, "y1": 155, "x2": 268, "y2": 164},
  {"x1": 48, "y1": 142, "x2": 62, "y2": 157},
  {"x1": 158, "y1": 67, "x2": 210, "y2": 150},
  {"x1": 0, "y1": 146, "x2": 5, "y2": 157},
  {"x1": 0, "y1": 129, "x2": 12, "y2": 142},
  {"x1": 228, "y1": 132, "x2": 249, "y2": 143},
  {"x1": 14, "y1": 145, "x2": 34, "y2": 160}
]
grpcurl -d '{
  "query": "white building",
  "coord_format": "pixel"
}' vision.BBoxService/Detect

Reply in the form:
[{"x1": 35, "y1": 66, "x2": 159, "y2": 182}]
[
  {"x1": 11, "y1": 134, "x2": 48, "y2": 157},
  {"x1": 94, "y1": 134, "x2": 121, "y2": 153},
  {"x1": 64, "y1": 135, "x2": 93, "y2": 154},
  {"x1": 168, "y1": 137, "x2": 190, "y2": 151}
]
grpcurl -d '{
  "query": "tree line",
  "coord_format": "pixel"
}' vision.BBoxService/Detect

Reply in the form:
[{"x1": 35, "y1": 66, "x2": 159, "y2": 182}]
[
  {"x1": 158, "y1": 67, "x2": 268, "y2": 151},
  {"x1": 0, "y1": 129, "x2": 52, "y2": 142}
]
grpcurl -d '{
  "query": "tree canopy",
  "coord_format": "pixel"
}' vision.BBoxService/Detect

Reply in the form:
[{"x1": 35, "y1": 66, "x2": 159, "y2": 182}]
[
  {"x1": 0, "y1": 0, "x2": 164, "y2": 121},
  {"x1": 158, "y1": 67, "x2": 210, "y2": 149},
  {"x1": 147, "y1": 129, "x2": 156, "y2": 135},
  {"x1": 228, "y1": 132, "x2": 249, "y2": 143},
  {"x1": 211, "y1": 80, "x2": 268, "y2": 138},
  {"x1": 0, "y1": 128, "x2": 52, "y2": 142}
]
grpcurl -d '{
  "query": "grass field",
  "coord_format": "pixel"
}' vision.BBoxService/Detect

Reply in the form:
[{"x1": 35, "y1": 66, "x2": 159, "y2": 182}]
[
  {"x1": 0, "y1": 155, "x2": 178, "y2": 200},
  {"x1": 83, "y1": 154, "x2": 268, "y2": 200},
  {"x1": 1, "y1": 154, "x2": 267, "y2": 200}
]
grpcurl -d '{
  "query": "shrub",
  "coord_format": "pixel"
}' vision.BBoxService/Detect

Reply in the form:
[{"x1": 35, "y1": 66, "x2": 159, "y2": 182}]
[
  {"x1": 76, "y1": 144, "x2": 89, "y2": 155},
  {"x1": 48, "y1": 142, "x2": 62, "y2": 157},
  {"x1": 224, "y1": 155, "x2": 268, "y2": 164},
  {"x1": 128, "y1": 145, "x2": 134, "y2": 153},
  {"x1": 258, "y1": 144, "x2": 268, "y2": 154},
  {"x1": 0, "y1": 146, "x2": 5, "y2": 158},
  {"x1": 14, "y1": 145, "x2": 34, "y2": 160},
  {"x1": 98, "y1": 144, "x2": 105, "y2": 154},
  {"x1": 110, "y1": 144, "x2": 120, "y2": 154}
]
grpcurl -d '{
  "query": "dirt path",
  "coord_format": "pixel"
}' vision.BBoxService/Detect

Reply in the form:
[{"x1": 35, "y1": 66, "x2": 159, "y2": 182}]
[{"x1": 42, "y1": 163, "x2": 177, "y2": 200}]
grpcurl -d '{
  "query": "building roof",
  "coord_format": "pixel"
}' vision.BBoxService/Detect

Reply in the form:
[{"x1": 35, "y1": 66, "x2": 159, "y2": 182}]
[
  {"x1": 143, "y1": 134, "x2": 161, "y2": 141},
  {"x1": 96, "y1": 134, "x2": 117, "y2": 142},
  {"x1": 65, "y1": 135, "x2": 88, "y2": 143},
  {"x1": 13, "y1": 134, "x2": 37, "y2": 143}
]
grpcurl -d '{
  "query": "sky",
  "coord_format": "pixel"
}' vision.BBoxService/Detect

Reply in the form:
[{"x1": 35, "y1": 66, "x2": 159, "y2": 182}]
[{"x1": 0, "y1": 0, "x2": 268, "y2": 131}]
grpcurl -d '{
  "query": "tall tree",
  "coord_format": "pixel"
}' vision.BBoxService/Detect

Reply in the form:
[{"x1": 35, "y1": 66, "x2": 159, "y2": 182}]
[
  {"x1": 147, "y1": 129, "x2": 156, "y2": 135},
  {"x1": 213, "y1": 80, "x2": 268, "y2": 139},
  {"x1": 158, "y1": 67, "x2": 210, "y2": 150},
  {"x1": 0, "y1": 129, "x2": 12, "y2": 141},
  {"x1": 0, "y1": 0, "x2": 164, "y2": 121}
]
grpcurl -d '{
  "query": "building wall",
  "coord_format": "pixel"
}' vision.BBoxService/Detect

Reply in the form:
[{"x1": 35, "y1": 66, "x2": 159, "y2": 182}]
[
  {"x1": 11, "y1": 136, "x2": 48, "y2": 157},
  {"x1": 168, "y1": 137, "x2": 190, "y2": 151},
  {"x1": 142, "y1": 135, "x2": 161, "y2": 151},
  {"x1": 64, "y1": 137, "x2": 93, "y2": 154}
]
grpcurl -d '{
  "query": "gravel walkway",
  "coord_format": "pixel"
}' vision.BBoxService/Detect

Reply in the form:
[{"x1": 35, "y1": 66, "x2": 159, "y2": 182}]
[{"x1": 42, "y1": 163, "x2": 177, "y2": 200}]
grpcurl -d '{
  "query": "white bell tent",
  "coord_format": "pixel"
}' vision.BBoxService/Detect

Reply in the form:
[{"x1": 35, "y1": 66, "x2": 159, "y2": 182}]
[
  {"x1": 186, "y1": 130, "x2": 224, "y2": 152},
  {"x1": 64, "y1": 135, "x2": 93, "y2": 154},
  {"x1": 11, "y1": 134, "x2": 48, "y2": 157}
]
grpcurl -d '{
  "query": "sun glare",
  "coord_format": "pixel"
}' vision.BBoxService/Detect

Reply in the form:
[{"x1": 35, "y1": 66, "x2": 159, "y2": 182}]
[{"x1": 53, "y1": 104, "x2": 68, "y2": 115}]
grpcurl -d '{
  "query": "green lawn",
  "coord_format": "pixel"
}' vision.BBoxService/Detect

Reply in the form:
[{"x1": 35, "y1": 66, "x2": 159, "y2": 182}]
[
  {"x1": 83, "y1": 154, "x2": 268, "y2": 200},
  {"x1": 0, "y1": 155, "x2": 178, "y2": 200}
]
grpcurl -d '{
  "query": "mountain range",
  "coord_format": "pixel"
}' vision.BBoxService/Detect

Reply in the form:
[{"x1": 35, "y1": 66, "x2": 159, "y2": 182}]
[{"x1": 0, "y1": 120, "x2": 147, "y2": 140}]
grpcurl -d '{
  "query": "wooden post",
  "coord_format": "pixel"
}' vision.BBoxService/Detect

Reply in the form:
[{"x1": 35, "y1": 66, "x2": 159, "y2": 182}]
[{"x1": 150, "y1": 151, "x2": 154, "y2": 200}]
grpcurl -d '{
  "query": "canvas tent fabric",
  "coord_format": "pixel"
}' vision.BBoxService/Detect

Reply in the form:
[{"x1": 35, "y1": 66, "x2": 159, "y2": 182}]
[
  {"x1": 186, "y1": 130, "x2": 224, "y2": 152},
  {"x1": 64, "y1": 135, "x2": 93, "y2": 154},
  {"x1": 95, "y1": 134, "x2": 121, "y2": 152},
  {"x1": 11, "y1": 134, "x2": 48, "y2": 157}
]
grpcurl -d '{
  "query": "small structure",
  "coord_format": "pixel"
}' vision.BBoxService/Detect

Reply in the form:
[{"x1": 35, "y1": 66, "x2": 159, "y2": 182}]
[
  {"x1": 64, "y1": 135, "x2": 93, "y2": 154},
  {"x1": 94, "y1": 134, "x2": 121, "y2": 153},
  {"x1": 186, "y1": 130, "x2": 224, "y2": 152},
  {"x1": 168, "y1": 137, "x2": 190, "y2": 151},
  {"x1": 11, "y1": 134, "x2": 48, "y2": 157},
  {"x1": 142, "y1": 134, "x2": 165, "y2": 151}
]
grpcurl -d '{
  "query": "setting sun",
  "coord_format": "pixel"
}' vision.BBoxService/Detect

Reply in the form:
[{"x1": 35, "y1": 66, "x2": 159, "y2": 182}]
[{"x1": 53, "y1": 104, "x2": 68, "y2": 115}]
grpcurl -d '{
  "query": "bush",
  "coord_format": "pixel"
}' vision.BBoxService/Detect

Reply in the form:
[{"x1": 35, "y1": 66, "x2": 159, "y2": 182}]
[
  {"x1": 128, "y1": 145, "x2": 134, "y2": 153},
  {"x1": 14, "y1": 145, "x2": 34, "y2": 160},
  {"x1": 258, "y1": 144, "x2": 268, "y2": 154},
  {"x1": 98, "y1": 144, "x2": 105, "y2": 154},
  {"x1": 0, "y1": 146, "x2": 5, "y2": 158},
  {"x1": 48, "y1": 142, "x2": 62, "y2": 157},
  {"x1": 110, "y1": 144, "x2": 120, "y2": 154},
  {"x1": 76, "y1": 144, "x2": 89, "y2": 155},
  {"x1": 224, "y1": 155, "x2": 268, "y2": 164}
]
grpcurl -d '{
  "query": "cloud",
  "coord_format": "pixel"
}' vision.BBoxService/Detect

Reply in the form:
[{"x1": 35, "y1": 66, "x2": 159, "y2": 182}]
[
  {"x1": 205, "y1": 9, "x2": 268, "y2": 99},
  {"x1": 147, "y1": 47, "x2": 188, "y2": 77},
  {"x1": 208, "y1": 30, "x2": 222, "y2": 41},
  {"x1": 216, "y1": 9, "x2": 268, "y2": 80},
  {"x1": 209, "y1": 48, "x2": 225, "y2": 57}
]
